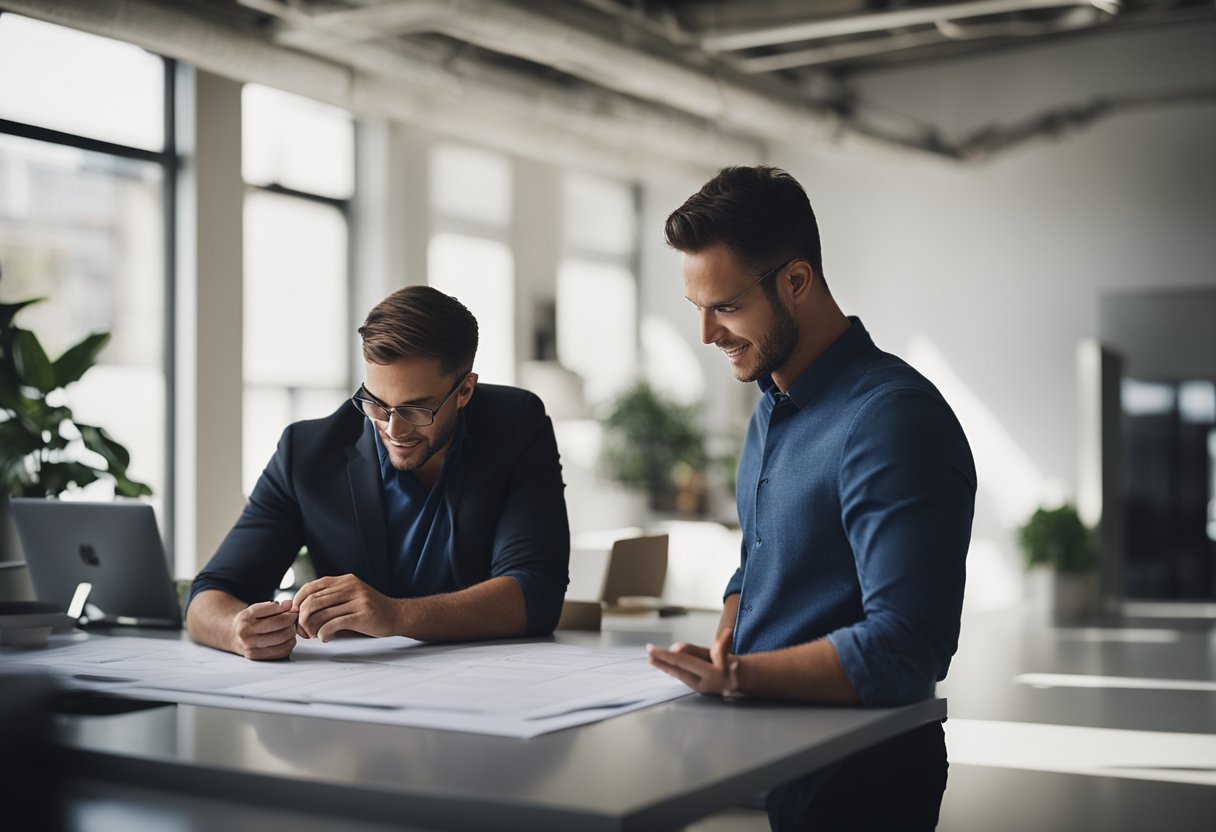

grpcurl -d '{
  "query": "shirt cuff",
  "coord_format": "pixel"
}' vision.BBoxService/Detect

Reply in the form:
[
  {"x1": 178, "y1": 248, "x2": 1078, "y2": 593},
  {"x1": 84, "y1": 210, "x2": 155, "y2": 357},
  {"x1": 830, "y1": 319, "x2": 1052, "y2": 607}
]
[
  {"x1": 724, "y1": 569, "x2": 743, "y2": 599},
  {"x1": 827, "y1": 626, "x2": 935, "y2": 707}
]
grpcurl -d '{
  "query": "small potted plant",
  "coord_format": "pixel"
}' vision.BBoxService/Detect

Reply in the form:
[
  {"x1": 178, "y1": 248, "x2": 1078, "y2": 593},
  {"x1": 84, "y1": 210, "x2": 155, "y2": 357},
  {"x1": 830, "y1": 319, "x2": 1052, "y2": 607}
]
[
  {"x1": 600, "y1": 382, "x2": 706, "y2": 513},
  {"x1": 1018, "y1": 502, "x2": 1098, "y2": 621}
]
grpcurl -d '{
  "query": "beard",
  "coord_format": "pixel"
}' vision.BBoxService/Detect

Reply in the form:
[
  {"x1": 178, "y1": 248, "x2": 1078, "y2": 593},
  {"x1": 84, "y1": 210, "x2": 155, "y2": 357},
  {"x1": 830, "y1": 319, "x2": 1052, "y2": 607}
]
[
  {"x1": 380, "y1": 414, "x2": 459, "y2": 473},
  {"x1": 734, "y1": 295, "x2": 799, "y2": 383}
]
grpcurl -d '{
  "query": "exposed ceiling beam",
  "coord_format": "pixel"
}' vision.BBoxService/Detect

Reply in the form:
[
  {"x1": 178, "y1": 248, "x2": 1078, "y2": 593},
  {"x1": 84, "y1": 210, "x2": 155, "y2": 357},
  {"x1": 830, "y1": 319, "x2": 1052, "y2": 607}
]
[
  {"x1": 0, "y1": 0, "x2": 762, "y2": 176},
  {"x1": 700, "y1": 0, "x2": 1117, "y2": 52},
  {"x1": 274, "y1": 0, "x2": 849, "y2": 145},
  {"x1": 731, "y1": 30, "x2": 947, "y2": 73}
]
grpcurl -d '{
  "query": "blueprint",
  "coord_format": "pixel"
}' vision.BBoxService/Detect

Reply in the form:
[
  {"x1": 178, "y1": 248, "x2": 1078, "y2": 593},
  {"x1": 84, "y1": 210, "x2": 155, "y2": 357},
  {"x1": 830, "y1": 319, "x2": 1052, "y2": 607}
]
[{"x1": 0, "y1": 634, "x2": 691, "y2": 738}]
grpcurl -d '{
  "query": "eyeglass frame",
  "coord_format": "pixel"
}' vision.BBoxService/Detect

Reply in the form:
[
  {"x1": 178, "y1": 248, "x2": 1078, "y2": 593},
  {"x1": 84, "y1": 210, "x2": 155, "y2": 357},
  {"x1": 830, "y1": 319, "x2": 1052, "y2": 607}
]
[
  {"x1": 688, "y1": 257, "x2": 795, "y2": 311},
  {"x1": 351, "y1": 372, "x2": 469, "y2": 427}
]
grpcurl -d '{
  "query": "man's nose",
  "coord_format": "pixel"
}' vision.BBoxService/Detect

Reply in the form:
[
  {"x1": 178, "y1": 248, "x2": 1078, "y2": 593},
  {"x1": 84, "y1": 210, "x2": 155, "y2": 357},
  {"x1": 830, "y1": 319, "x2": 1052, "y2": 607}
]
[
  {"x1": 385, "y1": 411, "x2": 419, "y2": 438},
  {"x1": 700, "y1": 310, "x2": 721, "y2": 345}
]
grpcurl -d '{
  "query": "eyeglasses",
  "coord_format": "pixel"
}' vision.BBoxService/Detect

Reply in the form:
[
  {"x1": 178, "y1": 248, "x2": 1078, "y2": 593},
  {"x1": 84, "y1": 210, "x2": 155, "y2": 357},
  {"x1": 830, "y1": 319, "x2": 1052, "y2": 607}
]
[
  {"x1": 719, "y1": 258, "x2": 793, "y2": 308},
  {"x1": 351, "y1": 374, "x2": 468, "y2": 427},
  {"x1": 690, "y1": 258, "x2": 794, "y2": 312}
]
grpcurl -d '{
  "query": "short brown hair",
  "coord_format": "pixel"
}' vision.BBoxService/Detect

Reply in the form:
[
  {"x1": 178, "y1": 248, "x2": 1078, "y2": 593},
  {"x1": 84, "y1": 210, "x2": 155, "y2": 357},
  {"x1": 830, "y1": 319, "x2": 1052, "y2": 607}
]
[
  {"x1": 358, "y1": 285, "x2": 478, "y2": 375},
  {"x1": 665, "y1": 166, "x2": 826, "y2": 290}
]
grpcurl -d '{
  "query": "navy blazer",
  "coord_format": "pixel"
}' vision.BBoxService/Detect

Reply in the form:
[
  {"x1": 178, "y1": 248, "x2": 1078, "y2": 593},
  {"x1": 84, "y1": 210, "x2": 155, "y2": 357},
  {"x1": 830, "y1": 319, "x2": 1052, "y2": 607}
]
[{"x1": 189, "y1": 384, "x2": 571, "y2": 635}]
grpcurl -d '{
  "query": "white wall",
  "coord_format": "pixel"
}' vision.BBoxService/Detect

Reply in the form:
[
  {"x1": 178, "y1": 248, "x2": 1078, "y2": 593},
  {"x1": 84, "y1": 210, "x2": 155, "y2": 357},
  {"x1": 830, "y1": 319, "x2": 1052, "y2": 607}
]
[
  {"x1": 635, "y1": 21, "x2": 1216, "y2": 607},
  {"x1": 790, "y1": 21, "x2": 1216, "y2": 602}
]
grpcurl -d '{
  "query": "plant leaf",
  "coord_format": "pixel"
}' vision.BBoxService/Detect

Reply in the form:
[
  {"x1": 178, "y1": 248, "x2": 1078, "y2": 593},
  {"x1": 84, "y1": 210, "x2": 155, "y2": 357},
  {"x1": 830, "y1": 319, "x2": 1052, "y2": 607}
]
[
  {"x1": 36, "y1": 461, "x2": 101, "y2": 495},
  {"x1": 12, "y1": 329, "x2": 57, "y2": 393},
  {"x1": 0, "y1": 418, "x2": 42, "y2": 458},
  {"x1": 53, "y1": 332, "x2": 110, "y2": 388},
  {"x1": 113, "y1": 474, "x2": 153, "y2": 498},
  {"x1": 16, "y1": 399, "x2": 72, "y2": 434},
  {"x1": 0, "y1": 298, "x2": 45, "y2": 330},
  {"x1": 0, "y1": 368, "x2": 23, "y2": 410},
  {"x1": 79, "y1": 424, "x2": 131, "y2": 470},
  {"x1": 0, "y1": 422, "x2": 40, "y2": 497}
]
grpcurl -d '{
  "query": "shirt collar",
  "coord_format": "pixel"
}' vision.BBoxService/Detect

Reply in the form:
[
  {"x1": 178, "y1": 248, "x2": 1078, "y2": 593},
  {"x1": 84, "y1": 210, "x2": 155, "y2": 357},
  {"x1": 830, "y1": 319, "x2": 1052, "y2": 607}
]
[{"x1": 757, "y1": 316, "x2": 874, "y2": 408}]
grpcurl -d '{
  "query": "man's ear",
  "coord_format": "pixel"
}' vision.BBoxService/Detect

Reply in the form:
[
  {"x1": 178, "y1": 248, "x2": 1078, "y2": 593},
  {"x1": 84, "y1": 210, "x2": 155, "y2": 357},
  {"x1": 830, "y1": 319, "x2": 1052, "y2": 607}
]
[
  {"x1": 458, "y1": 372, "x2": 479, "y2": 407},
  {"x1": 786, "y1": 260, "x2": 815, "y2": 305}
]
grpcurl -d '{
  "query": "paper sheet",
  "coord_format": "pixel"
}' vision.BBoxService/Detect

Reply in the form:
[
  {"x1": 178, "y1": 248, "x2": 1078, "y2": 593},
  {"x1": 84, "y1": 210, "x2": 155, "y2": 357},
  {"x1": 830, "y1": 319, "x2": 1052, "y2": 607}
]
[{"x1": 0, "y1": 634, "x2": 691, "y2": 737}]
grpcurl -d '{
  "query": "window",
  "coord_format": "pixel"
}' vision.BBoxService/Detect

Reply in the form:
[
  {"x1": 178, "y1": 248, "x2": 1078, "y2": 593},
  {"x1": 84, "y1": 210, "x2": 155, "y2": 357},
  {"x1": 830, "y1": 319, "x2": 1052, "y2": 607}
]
[
  {"x1": 0, "y1": 15, "x2": 163, "y2": 151},
  {"x1": 428, "y1": 233, "x2": 515, "y2": 385},
  {"x1": 0, "y1": 16, "x2": 171, "y2": 532},
  {"x1": 241, "y1": 85, "x2": 353, "y2": 495},
  {"x1": 429, "y1": 144, "x2": 515, "y2": 384},
  {"x1": 557, "y1": 173, "x2": 638, "y2": 406},
  {"x1": 556, "y1": 260, "x2": 635, "y2": 404},
  {"x1": 242, "y1": 85, "x2": 354, "y2": 200},
  {"x1": 430, "y1": 143, "x2": 511, "y2": 228}
]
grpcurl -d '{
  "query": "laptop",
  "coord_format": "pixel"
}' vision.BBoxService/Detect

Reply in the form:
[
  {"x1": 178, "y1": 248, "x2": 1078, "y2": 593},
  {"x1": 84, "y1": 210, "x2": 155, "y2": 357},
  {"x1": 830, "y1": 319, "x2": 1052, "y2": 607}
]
[{"x1": 10, "y1": 498, "x2": 182, "y2": 629}]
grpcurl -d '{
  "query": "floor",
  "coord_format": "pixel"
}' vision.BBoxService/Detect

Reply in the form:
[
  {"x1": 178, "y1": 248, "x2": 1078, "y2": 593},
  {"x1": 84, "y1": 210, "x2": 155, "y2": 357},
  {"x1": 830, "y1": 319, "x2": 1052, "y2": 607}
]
[{"x1": 687, "y1": 604, "x2": 1216, "y2": 831}]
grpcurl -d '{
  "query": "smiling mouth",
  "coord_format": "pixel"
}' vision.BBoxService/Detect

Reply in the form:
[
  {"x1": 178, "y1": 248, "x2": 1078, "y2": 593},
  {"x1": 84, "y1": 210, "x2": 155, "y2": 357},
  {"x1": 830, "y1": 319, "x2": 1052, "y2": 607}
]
[
  {"x1": 386, "y1": 436, "x2": 422, "y2": 449},
  {"x1": 720, "y1": 344, "x2": 748, "y2": 362}
]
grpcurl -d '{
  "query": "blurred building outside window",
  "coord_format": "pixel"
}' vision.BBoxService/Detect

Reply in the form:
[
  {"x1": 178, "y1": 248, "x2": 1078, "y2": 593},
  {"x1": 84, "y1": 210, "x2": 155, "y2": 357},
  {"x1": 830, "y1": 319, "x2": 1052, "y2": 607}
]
[
  {"x1": 428, "y1": 143, "x2": 515, "y2": 386},
  {"x1": 241, "y1": 84, "x2": 354, "y2": 495},
  {"x1": 556, "y1": 172, "x2": 638, "y2": 409},
  {"x1": 0, "y1": 15, "x2": 170, "y2": 533}
]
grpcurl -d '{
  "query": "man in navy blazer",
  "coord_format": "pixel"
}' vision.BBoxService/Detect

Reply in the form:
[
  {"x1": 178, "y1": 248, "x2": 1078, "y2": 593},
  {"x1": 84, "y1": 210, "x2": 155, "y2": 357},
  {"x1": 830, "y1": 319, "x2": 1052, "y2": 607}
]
[{"x1": 187, "y1": 286, "x2": 570, "y2": 661}]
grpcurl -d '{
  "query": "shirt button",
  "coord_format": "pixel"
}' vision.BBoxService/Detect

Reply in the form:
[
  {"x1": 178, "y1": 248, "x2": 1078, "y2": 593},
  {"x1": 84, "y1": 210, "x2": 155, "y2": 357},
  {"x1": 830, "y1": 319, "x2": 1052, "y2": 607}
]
[
  {"x1": 759, "y1": 477, "x2": 769, "y2": 486},
  {"x1": 754, "y1": 538, "x2": 762, "y2": 547}
]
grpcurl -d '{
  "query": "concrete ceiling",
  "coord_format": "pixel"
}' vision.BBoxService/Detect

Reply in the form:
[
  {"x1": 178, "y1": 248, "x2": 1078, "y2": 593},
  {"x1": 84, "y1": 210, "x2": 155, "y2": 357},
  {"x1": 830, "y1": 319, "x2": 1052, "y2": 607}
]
[{"x1": 3, "y1": 0, "x2": 1214, "y2": 171}]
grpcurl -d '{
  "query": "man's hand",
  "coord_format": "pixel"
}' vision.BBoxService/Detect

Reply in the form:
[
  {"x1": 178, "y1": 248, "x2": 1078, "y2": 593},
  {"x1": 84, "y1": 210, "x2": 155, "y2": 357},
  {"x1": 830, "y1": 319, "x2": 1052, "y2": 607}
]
[
  {"x1": 292, "y1": 574, "x2": 403, "y2": 642},
  {"x1": 229, "y1": 599, "x2": 299, "y2": 661},
  {"x1": 646, "y1": 627, "x2": 744, "y2": 697}
]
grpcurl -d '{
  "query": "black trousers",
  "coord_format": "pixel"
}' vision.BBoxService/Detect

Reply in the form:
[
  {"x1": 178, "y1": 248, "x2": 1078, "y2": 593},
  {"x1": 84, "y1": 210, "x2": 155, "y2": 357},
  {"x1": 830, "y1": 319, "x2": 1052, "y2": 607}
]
[{"x1": 765, "y1": 719, "x2": 948, "y2": 831}]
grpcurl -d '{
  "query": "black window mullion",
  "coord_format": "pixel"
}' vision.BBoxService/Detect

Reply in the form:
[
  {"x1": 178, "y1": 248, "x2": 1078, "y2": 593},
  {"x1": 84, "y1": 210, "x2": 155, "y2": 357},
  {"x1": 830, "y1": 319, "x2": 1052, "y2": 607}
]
[{"x1": 0, "y1": 117, "x2": 170, "y2": 165}]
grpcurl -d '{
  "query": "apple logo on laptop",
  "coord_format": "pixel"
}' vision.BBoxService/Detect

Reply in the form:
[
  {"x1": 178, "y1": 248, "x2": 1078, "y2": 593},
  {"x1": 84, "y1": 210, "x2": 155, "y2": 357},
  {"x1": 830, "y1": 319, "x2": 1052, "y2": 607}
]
[{"x1": 78, "y1": 543, "x2": 100, "y2": 567}]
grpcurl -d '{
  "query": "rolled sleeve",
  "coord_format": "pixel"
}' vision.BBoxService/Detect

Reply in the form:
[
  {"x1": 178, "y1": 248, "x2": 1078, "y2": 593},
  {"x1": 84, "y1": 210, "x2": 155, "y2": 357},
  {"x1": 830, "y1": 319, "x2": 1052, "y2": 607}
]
[
  {"x1": 832, "y1": 387, "x2": 975, "y2": 706},
  {"x1": 724, "y1": 539, "x2": 747, "y2": 598},
  {"x1": 485, "y1": 398, "x2": 570, "y2": 636}
]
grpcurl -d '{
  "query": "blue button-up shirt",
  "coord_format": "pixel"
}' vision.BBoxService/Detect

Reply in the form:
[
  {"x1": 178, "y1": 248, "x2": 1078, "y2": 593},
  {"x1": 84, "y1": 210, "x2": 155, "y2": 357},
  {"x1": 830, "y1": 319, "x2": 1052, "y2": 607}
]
[
  {"x1": 374, "y1": 425, "x2": 462, "y2": 598},
  {"x1": 727, "y1": 318, "x2": 975, "y2": 706}
]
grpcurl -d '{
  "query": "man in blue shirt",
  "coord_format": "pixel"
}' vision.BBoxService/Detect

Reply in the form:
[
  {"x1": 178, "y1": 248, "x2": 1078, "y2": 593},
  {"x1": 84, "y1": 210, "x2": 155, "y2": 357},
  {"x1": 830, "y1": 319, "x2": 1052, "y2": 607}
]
[
  {"x1": 648, "y1": 167, "x2": 975, "y2": 830},
  {"x1": 188, "y1": 286, "x2": 569, "y2": 660}
]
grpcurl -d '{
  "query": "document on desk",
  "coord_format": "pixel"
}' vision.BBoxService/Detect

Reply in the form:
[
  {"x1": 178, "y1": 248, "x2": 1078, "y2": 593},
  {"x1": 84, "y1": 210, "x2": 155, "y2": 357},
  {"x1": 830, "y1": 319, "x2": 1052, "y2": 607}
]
[{"x1": 0, "y1": 635, "x2": 692, "y2": 737}]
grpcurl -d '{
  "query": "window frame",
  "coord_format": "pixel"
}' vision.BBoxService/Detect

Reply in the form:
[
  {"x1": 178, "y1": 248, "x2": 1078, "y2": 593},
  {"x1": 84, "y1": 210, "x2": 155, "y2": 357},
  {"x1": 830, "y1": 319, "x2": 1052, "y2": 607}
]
[{"x1": 0, "y1": 55, "x2": 179, "y2": 564}]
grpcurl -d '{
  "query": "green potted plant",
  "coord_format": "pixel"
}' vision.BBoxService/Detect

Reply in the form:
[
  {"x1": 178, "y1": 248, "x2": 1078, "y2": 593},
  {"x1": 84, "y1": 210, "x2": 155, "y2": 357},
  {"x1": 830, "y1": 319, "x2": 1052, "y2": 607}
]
[
  {"x1": 600, "y1": 382, "x2": 706, "y2": 513},
  {"x1": 1018, "y1": 502, "x2": 1098, "y2": 620},
  {"x1": 0, "y1": 275, "x2": 151, "y2": 498},
  {"x1": 0, "y1": 265, "x2": 152, "y2": 597}
]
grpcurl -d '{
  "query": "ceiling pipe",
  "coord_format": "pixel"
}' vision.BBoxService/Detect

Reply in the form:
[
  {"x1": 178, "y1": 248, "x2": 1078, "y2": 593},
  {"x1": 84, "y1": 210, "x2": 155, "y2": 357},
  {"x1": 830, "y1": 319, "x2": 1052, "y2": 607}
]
[
  {"x1": 935, "y1": 5, "x2": 1110, "y2": 39},
  {"x1": 700, "y1": 0, "x2": 1118, "y2": 52},
  {"x1": 731, "y1": 2, "x2": 1116, "y2": 72},
  {"x1": 0, "y1": 0, "x2": 761, "y2": 175},
  {"x1": 732, "y1": 31, "x2": 948, "y2": 73}
]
